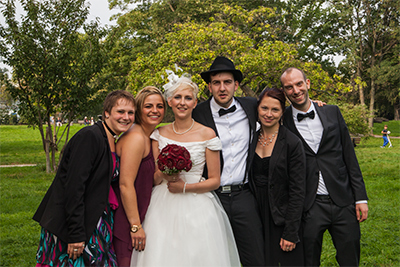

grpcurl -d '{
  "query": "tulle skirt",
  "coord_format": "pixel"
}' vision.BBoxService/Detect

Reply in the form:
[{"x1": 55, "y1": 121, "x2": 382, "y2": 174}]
[{"x1": 131, "y1": 179, "x2": 240, "y2": 267}]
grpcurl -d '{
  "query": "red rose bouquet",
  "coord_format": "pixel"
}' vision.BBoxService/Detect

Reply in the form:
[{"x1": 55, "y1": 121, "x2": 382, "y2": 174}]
[{"x1": 157, "y1": 144, "x2": 192, "y2": 175}]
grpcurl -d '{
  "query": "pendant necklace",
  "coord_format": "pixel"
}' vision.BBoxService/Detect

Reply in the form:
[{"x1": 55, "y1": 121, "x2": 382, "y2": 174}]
[
  {"x1": 258, "y1": 130, "x2": 278, "y2": 147},
  {"x1": 173, "y1": 119, "x2": 195, "y2": 135},
  {"x1": 103, "y1": 121, "x2": 119, "y2": 141}
]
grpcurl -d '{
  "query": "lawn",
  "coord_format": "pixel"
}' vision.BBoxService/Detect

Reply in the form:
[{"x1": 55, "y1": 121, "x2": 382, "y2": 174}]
[{"x1": 0, "y1": 122, "x2": 399, "y2": 266}]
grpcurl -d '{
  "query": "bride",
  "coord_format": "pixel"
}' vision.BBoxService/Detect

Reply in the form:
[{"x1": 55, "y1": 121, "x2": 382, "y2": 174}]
[{"x1": 131, "y1": 72, "x2": 240, "y2": 267}]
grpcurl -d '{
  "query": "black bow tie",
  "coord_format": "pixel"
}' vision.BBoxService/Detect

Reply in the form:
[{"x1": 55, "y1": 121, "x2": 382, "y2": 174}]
[
  {"x1": 297, "y1": 110, "x2": 315, "y2": 122},
  {"x1": 218, "y1": 105, "x2": 236, "y2": 117}
]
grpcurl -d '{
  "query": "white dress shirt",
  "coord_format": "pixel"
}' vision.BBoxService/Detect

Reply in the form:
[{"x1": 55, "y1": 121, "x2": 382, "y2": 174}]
[
  {"x1": 291, "y1": 104, "x2": 330, "y2": 195},
  {"x1": 210, "y1": 98, "x2": 249, "y2": 186}
]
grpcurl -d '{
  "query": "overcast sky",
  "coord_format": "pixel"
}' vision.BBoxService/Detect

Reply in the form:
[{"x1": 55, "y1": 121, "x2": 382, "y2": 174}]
[{"x1": 0, "y1": 0, "x2": 124, "y2": 71}]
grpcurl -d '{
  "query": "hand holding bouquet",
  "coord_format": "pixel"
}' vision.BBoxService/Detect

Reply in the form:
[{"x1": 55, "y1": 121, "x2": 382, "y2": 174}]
[{"x1": 157, "y1": 144, "x2": 192, "y2": 175}]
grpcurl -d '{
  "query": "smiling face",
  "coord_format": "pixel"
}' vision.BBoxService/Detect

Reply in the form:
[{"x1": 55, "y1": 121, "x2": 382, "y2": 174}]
[
  {"x1": 104, "y1": 98, "x2": 135, "y2": 135},
  {"x1": 140, "y1": 94, "x2": 165, "y2": 127},
  {"x1": 281, "y1": 68, "x2": 311, "y2": 112},
  {"x1": 208, "y1": 72, "x2": 238, "y2": 108},
  {"x1": 257, "y1": 96, "x2": 283, "y2": 129},
  {"x1": 168, "y1": 86, "x2": 197, "y2": 119}
]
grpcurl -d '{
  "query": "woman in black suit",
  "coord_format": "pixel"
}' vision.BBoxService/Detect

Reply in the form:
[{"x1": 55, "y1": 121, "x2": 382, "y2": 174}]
[
  {"x1": 33, "y1": 90, "x2": 135, "y2": 266},
  {"x1": 250, "y1": 87, "x2": 306, "y2": 266}
]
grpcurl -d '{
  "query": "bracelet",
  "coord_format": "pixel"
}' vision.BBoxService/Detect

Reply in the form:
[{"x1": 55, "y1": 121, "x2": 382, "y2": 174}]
[{"x1": 183, "y1": 182, "x2": 188, "y2": 194}]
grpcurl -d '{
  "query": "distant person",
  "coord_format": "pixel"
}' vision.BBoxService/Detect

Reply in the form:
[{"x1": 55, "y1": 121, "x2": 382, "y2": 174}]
[
  {"x1": 381, "y1": 125, "x2": 389, "y2": 148},
  {"x1": 56, "y1": 117, "x2": 62, "y2": 127},
  {"x1": 84, "y1": 116, "x2": 89, "y2": 126},
  {"x1": 281, "y1": 67, "x2": 368, "y2": 266},
  {"x1": 90, "y1": 117, "x2": 95, "y2": 125},
  {"x1": 33, "y1": 90, "x2": 135, "y2": 266}
]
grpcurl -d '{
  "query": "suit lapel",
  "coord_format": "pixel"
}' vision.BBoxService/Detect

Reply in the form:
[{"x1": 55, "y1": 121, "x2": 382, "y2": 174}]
[
  {"x1": 202, "y1": 98, "x2": 219, "y2": 136},
  {"x1": 269, "y1": 126, "x2": 284, "y2": 180},
  {"x1": 236, "y1": 97, "x2": 256, "y2": 134},
  {"x1": 313, "y1": 102, "x2": 328, "y2": 147}
]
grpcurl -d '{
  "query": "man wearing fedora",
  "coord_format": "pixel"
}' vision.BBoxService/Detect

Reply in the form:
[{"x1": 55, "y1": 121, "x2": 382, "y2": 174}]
[{"x1": 193, "y1": 56, "x2": 264, "y2": 266}]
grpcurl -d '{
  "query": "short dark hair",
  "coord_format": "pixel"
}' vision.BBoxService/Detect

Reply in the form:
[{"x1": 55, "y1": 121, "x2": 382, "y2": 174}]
[
  {"x1": 257, "y1": 87, "x2": 286, "y2": 114},
  {"x1": 280, "y1": 67, "x2": 307, "y2": 87},
  {"x1": 103, "y1": 90, "x2": 135, "y2": 120},
  {"x1": 134, "y1": 86, "x2": 166, "y2": 125}
]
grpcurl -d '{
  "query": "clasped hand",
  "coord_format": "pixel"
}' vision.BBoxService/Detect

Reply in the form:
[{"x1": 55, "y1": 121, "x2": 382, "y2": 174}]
[{"x1": 165, "y1": 173, "x2": 185, "y2": 193}]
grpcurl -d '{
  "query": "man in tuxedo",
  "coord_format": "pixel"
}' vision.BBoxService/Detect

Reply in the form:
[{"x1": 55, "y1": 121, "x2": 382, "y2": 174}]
[
  {"x1": 280, "y1": 67, "x2": 369, "y2": 266},
  {"x1": 192, "y1": 56, "x2": 264, "y2": 266}
]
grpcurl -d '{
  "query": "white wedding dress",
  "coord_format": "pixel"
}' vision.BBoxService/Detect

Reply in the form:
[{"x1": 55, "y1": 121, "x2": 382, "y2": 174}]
[{"x1": 131, "y1": 129, "x2": 240, "y2": 267}]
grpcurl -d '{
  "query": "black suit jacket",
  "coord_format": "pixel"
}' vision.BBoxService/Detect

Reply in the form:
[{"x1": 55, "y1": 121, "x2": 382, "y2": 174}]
[
  {"x1": 33, "y1": 122, "x2": 113, "y2": 244},
  {"x1": 283, "y1": 103, "x2": 368, "y2": 211},
  {"x1": 249, "y1": 125, "x2": 306, "y2": 243},
  {"x1": 192, "y1": 97, "x2": 258, "y2": 180}
]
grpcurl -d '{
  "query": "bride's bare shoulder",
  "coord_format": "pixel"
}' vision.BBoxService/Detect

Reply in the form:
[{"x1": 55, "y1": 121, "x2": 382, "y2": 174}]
[{"x1": 195, "y1": 122, "x2": 216, "y2": 140}]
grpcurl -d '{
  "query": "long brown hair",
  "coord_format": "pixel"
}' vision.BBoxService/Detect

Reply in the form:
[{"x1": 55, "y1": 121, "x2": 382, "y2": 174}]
[{"x1": 134, "y1": 86, "x2": 166, "y2": 125}]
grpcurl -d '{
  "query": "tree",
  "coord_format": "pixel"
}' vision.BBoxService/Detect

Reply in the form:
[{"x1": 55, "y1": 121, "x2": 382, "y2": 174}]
[
  {"x1": 337, "y1": 0, "x2": 399, "y2": 128},
  {"x1": 0, "y1": 0, "x2": 107, "y2": 172},
  {"x1": 126, "y1": 20, "x2": 347, "y2": 103}
]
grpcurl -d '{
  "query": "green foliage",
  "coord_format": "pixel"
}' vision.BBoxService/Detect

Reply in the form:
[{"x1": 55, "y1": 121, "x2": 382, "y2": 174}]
[
  {"x1": 334, "y1": 102, "x2": 370, "y2": 135},
  {"x1": 0, "y1": 0, "x2": 107, "y2": 171}
]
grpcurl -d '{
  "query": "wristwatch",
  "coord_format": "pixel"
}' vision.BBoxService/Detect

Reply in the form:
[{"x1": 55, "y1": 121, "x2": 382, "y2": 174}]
[{"x1": 130, "y1": 224, "x2": 142, "y2": 233}]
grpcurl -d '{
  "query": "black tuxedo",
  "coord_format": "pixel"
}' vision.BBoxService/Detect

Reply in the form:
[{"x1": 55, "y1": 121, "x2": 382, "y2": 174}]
[
  {"x1": 283, "y1": 103, "x2": 368, "y2": 210},
  {"x1": 283, "y1": 103, "x2": 368, "y2": 266},
  {"x1": 193, "y1": 96, "x2": 265, "y2": 266}
]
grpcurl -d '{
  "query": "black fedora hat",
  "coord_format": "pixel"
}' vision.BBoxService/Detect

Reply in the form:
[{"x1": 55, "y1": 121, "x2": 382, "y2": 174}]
[{"x1": 200, "y1": 56, "x2": 243, "y2": 84}]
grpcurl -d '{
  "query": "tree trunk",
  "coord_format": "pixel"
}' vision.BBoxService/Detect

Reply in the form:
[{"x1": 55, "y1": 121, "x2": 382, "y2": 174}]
[
  {"x1": 45, "y1": 127, "x2": 52, "y2": 173},
  {"x1": 394, "y1": 102, "x2": 400, "y2": 120},
  {"x1": 368, "y1": 78, "x2": 375, "y2": 134},
  {"x1": 357, "y1": 62, "x2": 365, "y2": 106},
  {"x1": 240, "y1": 84, "x2": 257, "y2": 98}
]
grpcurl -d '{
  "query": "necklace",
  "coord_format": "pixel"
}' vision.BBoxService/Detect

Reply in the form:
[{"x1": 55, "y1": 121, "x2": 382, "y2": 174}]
[
  {"x1": 103, "y1": 121, "x2": 119, "y2": 140},
  {"x1": 258, "y1": 130, "x2": 278, "y2": 147},
  {"x1": 172, "y1": 119, "x2": 195, "y2": 135}
]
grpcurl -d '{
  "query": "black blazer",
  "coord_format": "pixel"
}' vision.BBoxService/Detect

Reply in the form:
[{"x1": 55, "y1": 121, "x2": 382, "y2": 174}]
[
  {"x1": 283, "y1": 103, "x2": 368, "y2": 211},
  {"x1": 193, "y1": 97, "x2": 258, "y2": 180},
  {"x1": 249, "y1": 125, "x2": 306, "y2": 243},
  {"x1": 33, "y1": 122, "x2": 113, "y2": 244}
]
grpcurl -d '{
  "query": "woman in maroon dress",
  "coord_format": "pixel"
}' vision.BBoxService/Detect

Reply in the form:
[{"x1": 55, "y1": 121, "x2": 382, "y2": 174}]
[{"x1": 112, "y1": 86, "x2": 166, "y2": 266}]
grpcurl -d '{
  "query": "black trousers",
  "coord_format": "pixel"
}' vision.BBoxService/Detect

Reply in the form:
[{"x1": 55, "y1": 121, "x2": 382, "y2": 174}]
[
  {"x1": 216, "y1": 187, "x2": 265, "y2": 267},
  {"x1": 303, "y1": 196, "x2": 361, "y2": 267}
]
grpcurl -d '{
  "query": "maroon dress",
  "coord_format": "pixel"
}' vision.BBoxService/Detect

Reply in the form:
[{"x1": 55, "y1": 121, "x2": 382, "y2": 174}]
[{"x1": 112, "y1": 149, "x2": 154, "y2": 265}]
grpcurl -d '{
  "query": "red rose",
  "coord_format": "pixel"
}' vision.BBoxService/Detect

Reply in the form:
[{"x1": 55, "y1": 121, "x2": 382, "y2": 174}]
[
  {"x1": 166, "y1": 157, "x2": 175, "y2": 170},
  {"x1": 185, "y1": 160, "x2": 192, "y2": 171},
  {"x1": 157, "y1": 160, "x2": 166, "y2": 171},
  {"x1": 169, "y1": 144, "x2": 182, "y2": 157},
  {"x1": 175, "y1": 156, "x2": 187, "y2": 171},
  {"x1": 182, "y1": 149, "x2": 190, "y2": 159}
]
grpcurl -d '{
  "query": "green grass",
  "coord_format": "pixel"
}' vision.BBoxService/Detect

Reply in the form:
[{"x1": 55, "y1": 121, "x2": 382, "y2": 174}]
[
  {"x1": 0, "y1": 122, "x2": 399, "y2": 266},
  {"x1": 0, "y1": 124, "x2": 86, "y2": 165}
]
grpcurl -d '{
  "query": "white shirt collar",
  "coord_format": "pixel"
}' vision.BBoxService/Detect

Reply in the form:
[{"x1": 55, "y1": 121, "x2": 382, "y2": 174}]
[
  {"x1": 210, "y1": 97, "x2": 237, "y2": 115},
  {"x1": 291, "y1": 100, "x2": 315, "y2": 121}
]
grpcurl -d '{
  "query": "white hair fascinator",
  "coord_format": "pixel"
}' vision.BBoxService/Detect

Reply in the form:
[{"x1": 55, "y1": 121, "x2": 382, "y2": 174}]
[{"x1": 162, "y1": 64, "x2": 196, "y2": 99}]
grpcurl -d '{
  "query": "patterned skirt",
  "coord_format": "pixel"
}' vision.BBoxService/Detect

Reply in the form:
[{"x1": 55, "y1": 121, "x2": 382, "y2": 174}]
[{"x1": 35, "y1": 203, "x2": 117, "y2": 267}]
